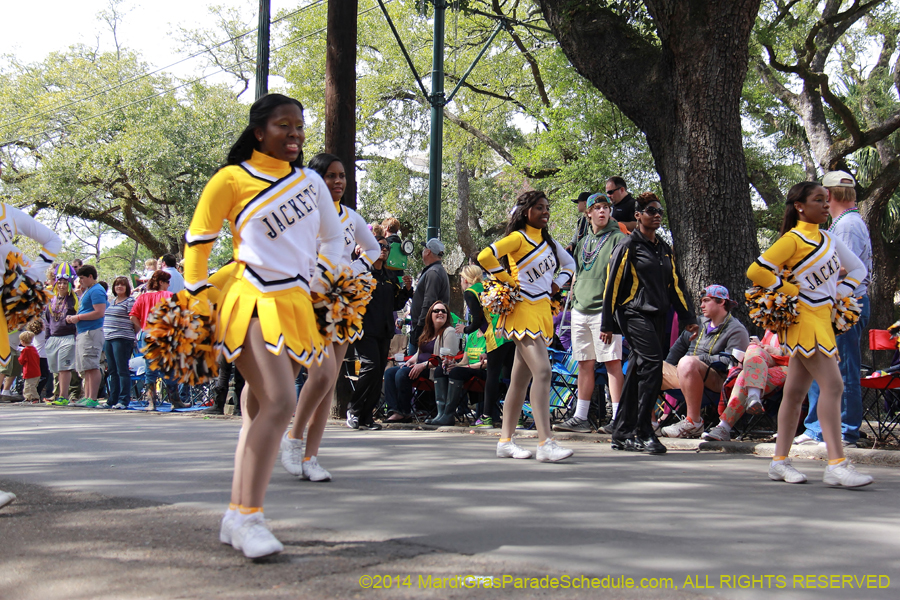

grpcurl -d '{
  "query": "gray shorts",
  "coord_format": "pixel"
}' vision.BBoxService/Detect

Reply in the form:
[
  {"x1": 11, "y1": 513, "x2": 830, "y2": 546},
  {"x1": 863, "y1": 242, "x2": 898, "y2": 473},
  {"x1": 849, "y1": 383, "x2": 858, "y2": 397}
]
[
  {"x1": 46, "y1": 335, "x2": 76, "y2": 373},
  {"x1": 76, "y1": 328, "x2": 105, "y2": 372}
]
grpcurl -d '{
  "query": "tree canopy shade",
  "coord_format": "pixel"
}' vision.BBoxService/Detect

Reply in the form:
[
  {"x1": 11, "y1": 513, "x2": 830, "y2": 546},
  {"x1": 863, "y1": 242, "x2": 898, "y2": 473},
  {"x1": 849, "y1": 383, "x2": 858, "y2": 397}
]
[{"x1": 538, "y1": 0, "x2": 762, "y2": 302}]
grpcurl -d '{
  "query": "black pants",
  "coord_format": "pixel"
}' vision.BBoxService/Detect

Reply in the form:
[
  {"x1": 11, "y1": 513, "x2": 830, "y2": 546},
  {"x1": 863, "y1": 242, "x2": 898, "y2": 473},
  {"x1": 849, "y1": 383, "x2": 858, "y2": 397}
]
[
  {"x1": 613, "y1": 309, "x2": 667, "y2": 439},
  {"x1": 37, "y1": 357, "x2": 52, "y2": 399},
  {"x1": 349, "y1": 335, "x2": 392, "y2": 425},
  {"x1": 483, "y1": 341, "x2": 516, "y2": 420},
  {"x1": 213, "y1": 357, "x2": 245, "y2": 413}
]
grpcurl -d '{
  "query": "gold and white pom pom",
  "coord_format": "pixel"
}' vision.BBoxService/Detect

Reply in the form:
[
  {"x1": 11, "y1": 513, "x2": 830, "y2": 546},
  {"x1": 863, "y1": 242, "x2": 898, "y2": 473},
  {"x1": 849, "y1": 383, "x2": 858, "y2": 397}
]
[
  {"x1": 311, "y1": 266, "x2": 376, "y2": 343},
  {"x1": 744, "y1": 286, "x2": 800, "y2": 332},
  {"x1": 832, "y1": 296, "x2": 861, "y2": 334},
  {"x1": 142, "y1": 291, "x2": 219, "y2": 385},
  {"x1": 2, "y1": 252, "x2": 50, "y2": 330}
]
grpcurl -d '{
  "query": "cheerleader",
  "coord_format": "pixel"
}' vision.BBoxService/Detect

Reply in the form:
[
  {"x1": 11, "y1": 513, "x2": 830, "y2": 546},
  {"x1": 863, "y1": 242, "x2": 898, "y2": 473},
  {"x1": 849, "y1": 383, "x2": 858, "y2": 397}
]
[
  {"x1": 183, "y1": 94, "x2": 344, "y2": 558},
  {"x1": 747, "y1": 181, "x2": 872, "y2": 487},
  {"x1": 281, "y1": 153, "x2": 380, "y2": 482},
  {"x1": 477, "y1": 191, "x2": 576, "y2": 461}
]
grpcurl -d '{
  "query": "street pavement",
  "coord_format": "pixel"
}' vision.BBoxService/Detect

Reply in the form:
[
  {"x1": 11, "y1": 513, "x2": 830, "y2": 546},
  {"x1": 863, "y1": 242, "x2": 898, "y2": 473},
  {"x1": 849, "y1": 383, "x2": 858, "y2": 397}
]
[{"x1": 1, "y1": 405, "x2": 898, "y2": 599}]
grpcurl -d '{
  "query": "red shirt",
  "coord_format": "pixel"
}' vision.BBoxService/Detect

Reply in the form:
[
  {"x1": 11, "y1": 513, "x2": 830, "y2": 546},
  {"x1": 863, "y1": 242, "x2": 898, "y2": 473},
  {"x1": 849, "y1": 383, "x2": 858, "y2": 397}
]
[
  {"x1": 18, "y1": 345, "x2": 40, "y2": 379},
  {"x1": 130, "y1": 291, "x2": 174, "y2": 329}
]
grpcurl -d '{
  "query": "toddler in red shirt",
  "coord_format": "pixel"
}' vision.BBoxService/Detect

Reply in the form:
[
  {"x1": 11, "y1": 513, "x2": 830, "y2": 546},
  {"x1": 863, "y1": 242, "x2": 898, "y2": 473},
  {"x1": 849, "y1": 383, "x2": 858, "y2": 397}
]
[{"x1": 17, "y1": 331, "x2": 40, "y2": 402}]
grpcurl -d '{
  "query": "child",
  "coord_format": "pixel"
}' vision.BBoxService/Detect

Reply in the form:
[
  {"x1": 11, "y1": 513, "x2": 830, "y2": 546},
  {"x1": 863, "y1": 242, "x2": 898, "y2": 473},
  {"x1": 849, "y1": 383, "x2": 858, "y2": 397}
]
[{"x1": 18, "y1": 331, "x2": 41, "y2": 402}]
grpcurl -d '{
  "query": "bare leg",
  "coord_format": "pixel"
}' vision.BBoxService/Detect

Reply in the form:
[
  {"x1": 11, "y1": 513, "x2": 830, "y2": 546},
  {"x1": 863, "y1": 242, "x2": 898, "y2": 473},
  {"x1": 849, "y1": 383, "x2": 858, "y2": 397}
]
[
  {"x1": 82, "y1": 368, "x2": 101, "y2": 400},
  {"x1": 500, "y1": 342, "x2": 530, "y2": 440},
  {"x1": 501, "y1": 337, "x2": 553, "y2": 443},
  {"x1": 676, "y1": 356, "x2": 707, "y2": 423},
  {"x1": 606, "y1": 359, "x2": 624, "y2": 404},
  {"x1": 576, "y1": 359, "x2": 596, "y2": 402},
  {"x1": 232, "y1": 319, "x2": 302, "y2": 508},
  {"x1": 58, "y1": 370, "x2": 72, "y2": 398},
  {"x1": 802, "y1": 352, "x2": 844, "y2": 461},
  {"x1": 288, "y1": 345, "x2": 338, "y2": 441},
  {"x1": 303, "y1": 342, "x2": 348, "y2": 458},
  {"x1": 774, "y1": 355, "x2": 815, "y2": 458}
]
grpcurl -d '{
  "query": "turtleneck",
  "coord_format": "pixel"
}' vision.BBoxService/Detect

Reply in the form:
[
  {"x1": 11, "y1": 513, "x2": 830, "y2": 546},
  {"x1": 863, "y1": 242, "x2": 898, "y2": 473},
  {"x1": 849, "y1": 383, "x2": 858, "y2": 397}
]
[
  {"x1": 249, "y1": 149, "x2": 292, "y2": 178},
  {"x1": 524, "y1": 224, "x2": 543, "y2": 241},
  {"x1": 795, "y1": 219, "x2": 822, "y2": 240}
]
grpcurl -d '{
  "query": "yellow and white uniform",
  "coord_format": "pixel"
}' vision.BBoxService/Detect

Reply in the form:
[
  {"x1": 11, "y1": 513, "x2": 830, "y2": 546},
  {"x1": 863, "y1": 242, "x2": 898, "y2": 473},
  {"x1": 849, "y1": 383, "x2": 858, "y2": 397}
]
[
  {"x1": 747, "y1": 220, "x2": 866, "y2": 357},
  {"x1": 477, "y1": 225, "x2": 575, "y2": 344},
  {"x1": 184, "y1": 151, "x2": 343, "y2": 365},
  {"x1": 0, "y1": 203, "x2": 61, "y2": 365}
]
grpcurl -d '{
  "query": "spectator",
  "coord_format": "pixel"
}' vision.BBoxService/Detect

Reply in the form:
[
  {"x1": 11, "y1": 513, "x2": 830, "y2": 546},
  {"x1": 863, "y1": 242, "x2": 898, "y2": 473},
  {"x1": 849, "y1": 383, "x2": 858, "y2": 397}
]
[
  {"x1": 565, "y1": 192, "x2": 592, "y2": 254},
  {"x1": 71, "y1": 259, "x2": 83, "y2": 269},
  {"x1": 26, "y1": 319, "x2": 51, "y2": 401},
  {"x1": 384, "y1": 301, "x2": 458, "y2": 423},
  {"x1": 44, "y1": 268, "x2": 78, "y2": 406},
  {"x1": 161, "y1": 253, "x2": 185, "y2": 293},
  {"x1": 370, "y1": 222, "x2": 385, "y2": 238},
  {"x1": 346, "y1": 236, "x2": 413, "y2": 430},
  {"x1": 659, "y1": 285, "x2": 750, "y2": 438},
  {"x1": 604, "y1": 177, "x2": 638, "y2": 232},
  {"x1": 406, "y1": 238, "x2": 450, "y2": 355},
  {"x1": 142, "y1": 258, "x2": 158, "y2": 282},
  {"x1": 795, "y1": 170, "x2": 871, "y2": 448},
  {"x1": 0, "y1": 330, "x2": 21, "y2": 399},
  {"x1": 66, "y1": 265, "x2": 108, "y2": 407},
  {"x1": 17, "y1": 331, "x2": 40, "y2": 402},
  {"x1": 382, "y1": 217, "x2": 402, "y2": 245},
  {"x1": 104, "y1": 276, "x2": 137, "y2": 409}
]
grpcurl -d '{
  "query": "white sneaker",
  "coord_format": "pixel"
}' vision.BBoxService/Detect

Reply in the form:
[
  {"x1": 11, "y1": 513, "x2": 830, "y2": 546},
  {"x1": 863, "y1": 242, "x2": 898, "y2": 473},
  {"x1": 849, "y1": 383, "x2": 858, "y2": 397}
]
[
  {"x1": 300, "y1": 456, "x2": 332, "y2": 482},
  {"x1": 0, "y1": 490, "x2": 16, "y2": 509},
  {"x1": 536, "y1": 438, "x2": 574, "y2": 462},
  {"x1": 768, "y1": 458, "x2": 808, "y2": 483},
  {"x1": 660, "y1": 418, "x2": 704, "y2": 438},
  {"x1": 346, "y1": 410, "x2": 359, "y2": 429},
  {"x1": 219, "y1": 511, "x2": 236, "y2": 544},
  {"x1": 792, "y1": 433, "x2": 819, "y2": 445},
  {"x1": 231, "y1": 513, "x2": 284, "y2": 558},
  {"x1": 701, "y1": 425, "x2": 730, "y2": 442},
  {"x1": 823, "y1": 459, "x2": 873, "y2": 488},
  {"x1": 280, "y1": 431, "x2": 304, "y2": 476},
  {"x1": 496, "y1": 439, "x2": 533, "y2": 459}
]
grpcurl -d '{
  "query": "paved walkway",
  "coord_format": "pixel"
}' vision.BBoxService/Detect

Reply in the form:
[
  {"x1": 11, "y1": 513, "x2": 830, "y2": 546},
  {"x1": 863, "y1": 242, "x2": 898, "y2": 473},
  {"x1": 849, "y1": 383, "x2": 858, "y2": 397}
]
[{"x1": 1, "y1": 405, "x2": 897, "y2": 599}]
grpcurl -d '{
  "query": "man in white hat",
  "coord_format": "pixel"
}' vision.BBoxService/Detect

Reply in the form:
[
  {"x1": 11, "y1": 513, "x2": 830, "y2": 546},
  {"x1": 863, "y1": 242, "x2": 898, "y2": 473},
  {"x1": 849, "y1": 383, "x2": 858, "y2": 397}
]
[{"x1": 795, "y1": 170, "x2": 871, "y2": 448}]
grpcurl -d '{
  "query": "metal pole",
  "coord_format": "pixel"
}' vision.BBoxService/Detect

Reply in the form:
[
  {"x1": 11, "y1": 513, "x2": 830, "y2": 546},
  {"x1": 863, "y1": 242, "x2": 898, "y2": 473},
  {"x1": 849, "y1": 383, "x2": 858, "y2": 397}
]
[
  {"x1": 255, "y1": 0, "x2": 271, "y2": 100},
  {"x1": 426, "y1": 0, "x2": 447, "y2": 241}
]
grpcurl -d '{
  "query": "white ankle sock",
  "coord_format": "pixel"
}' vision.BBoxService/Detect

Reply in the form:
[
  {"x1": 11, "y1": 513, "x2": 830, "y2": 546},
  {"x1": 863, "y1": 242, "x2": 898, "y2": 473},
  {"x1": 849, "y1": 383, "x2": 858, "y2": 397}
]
[
  {"x1": 574, "y1": 399, "x2": 590, "y2": 420},
  {"x1": 611, "y1": 402, "x2": 619, "y2": 418},
  {"x1": 747, "y1": 387, "x2": 762, "y2": 401},
  {"x1": 717, "y1": 421, "x2": 732, "y2": 433}
]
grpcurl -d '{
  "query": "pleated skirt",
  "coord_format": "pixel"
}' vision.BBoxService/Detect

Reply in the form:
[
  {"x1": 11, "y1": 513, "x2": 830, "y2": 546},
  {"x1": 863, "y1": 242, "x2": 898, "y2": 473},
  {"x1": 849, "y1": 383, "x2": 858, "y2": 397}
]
[{"x1": 500, "y1": 297, "x2": 553, "y2": 345}]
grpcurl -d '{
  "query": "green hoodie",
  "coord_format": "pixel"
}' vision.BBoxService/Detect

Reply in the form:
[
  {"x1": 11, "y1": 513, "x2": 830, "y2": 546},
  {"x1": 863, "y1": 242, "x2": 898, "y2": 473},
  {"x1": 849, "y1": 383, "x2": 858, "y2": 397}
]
[{"x1": 572, "y1": 218, "x2": 627, "y2": 313}]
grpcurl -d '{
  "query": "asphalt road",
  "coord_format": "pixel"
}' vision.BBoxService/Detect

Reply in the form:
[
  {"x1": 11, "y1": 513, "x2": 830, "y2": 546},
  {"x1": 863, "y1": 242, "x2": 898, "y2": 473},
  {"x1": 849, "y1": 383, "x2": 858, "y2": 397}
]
[{"x1": 1, "y1": 405, "x2": 898, "y2": 599}]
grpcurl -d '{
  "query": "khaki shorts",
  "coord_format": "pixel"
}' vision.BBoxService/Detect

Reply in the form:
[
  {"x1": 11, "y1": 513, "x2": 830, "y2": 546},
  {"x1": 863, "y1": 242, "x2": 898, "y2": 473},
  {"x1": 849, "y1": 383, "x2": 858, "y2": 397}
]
[
  {"x1": 75, "y1": 328, "x2": 104, "y2": 372},
  {"x1": 46, "y1": 335, "x2": 76, "y2": 372},
  {"x1": 0, "y1": 349, "x2": 21, "y2": 378},
  {"x1": 661, "y1": 359, "x2": 724, "y2": 392},
  {"x1": 570, "y1": 310, "x2": 622, "y2": 363}
]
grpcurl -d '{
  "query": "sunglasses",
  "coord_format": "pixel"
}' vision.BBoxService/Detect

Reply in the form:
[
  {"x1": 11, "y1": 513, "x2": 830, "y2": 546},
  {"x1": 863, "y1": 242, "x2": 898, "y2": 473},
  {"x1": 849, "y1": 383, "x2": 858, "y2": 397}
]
[
  {"x1": 605, "y1": 186, "x2": 622, "y2": 194},
  {"x1": 431, "y1": 308, "x2": 448, "y2": 314},
  {"x1": 379, "y1": 244, "x2": 390, "y2": 250},
  {"x1": 642, "y1": 207, "x2": 664, "y2": 216}
]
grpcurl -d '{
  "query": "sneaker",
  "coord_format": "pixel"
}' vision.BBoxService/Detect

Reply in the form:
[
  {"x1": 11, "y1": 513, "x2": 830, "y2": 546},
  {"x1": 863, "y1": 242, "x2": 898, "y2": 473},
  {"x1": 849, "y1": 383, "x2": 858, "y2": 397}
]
[
  {"x1": 536, "y1": 438, "x2": 574, "y2": 462},
  {"x1": 359, "y1": 422, "x2": 382, "y2": 431},
  {"x1": 792, "y1": 433, "x2": 819, "y2": 445},
  {"x1": 279, "y1": 432, "x2": 305, "y2": 476},
  {"x1": 0, "y1": 490, "x2": 16, "y2": 509},
  {"x1": 599, "y1": 423, "x2": 615, "y2": 435},
  {"x1": 74, "y1": 398, "x2": 98, "y2": 408},
  {"x1": 346, "y1": 410, "x2": 359, "y2": 429},
  {"x1": 50, "y1": 398, "x2": 69, "y2": 406},
  {"x1": 475, "y1": 417, "x2": 494, "y2": 428},
  {"x1": 842, "y1": 440, "x2": 858, "y2": 449},
  {"x1": 746, "y1": 397, "x2": 764, "y2": 415},
  {"x1": 552, "y1": 416, "x2": 591, "y2": 433},
  {"x1": 516, "y1": 417, "x2": 527, "y2": 430},
  {"x1": 300, "y1": 456, "x2": 332, "y2": 482},
  {"x1": 496, "y1": 439, "x2": 533, "y2": 459},
  {"x1": 701, "y1": 425, "x2": 731, "y2": 442},
  {"x1": 219, "y1": 511, "x2": 236, "y2": 544},
  {"x1": 111, "y1": 403, "x2": 128, "y2": 410},
  {"x1": 231, "y1": 513, "x2": 284, "y2": 558},
  {"x1": 660, "y1": 417, "x2": 704, "y2": 438},
  {"x1": 823, "y1": 459, "x2": 873, "y2": 488},
  {"x1": 768, "y1": 458, "x2": 808, "y2": 483}
]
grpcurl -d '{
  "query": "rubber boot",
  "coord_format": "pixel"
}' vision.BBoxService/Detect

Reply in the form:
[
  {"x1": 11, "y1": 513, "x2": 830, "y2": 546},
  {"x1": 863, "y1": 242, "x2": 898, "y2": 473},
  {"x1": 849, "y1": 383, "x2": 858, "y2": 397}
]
[
  {"x1": 425, "y1": 378, "x2": 449, "y2": 424},
  {"x1": 432, "y1": 380, "x2": 464, "y2": 426}
]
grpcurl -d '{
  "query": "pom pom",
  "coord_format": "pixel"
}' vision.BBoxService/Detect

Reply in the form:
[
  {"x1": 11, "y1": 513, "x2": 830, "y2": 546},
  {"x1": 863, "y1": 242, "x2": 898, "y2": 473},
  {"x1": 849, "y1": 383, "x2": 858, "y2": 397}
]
[
  {"x1": 310, "y1": 267, "x2": 376, "y2": 343},
  {"x1": 480, "y1": 279, "x2": 522, "y2": 315},
  {"x1": 142, "y1": 291, "x2": 219, "y2": 385},
  {"x1": 744, "y1": 286, "x2": 800, "y2": 332},
  {"x1": 550, "y1": 294, "x2": 563, "y2": 317},
  {"x1": 888, "y1": 320, "x2": 900, "y2": 339},
  {"x1": 832, "y1": 296, "x2": 861, "y2": 334},
  {"x1": 2, "y1": 252, "x2": 51, "y2": 330}
]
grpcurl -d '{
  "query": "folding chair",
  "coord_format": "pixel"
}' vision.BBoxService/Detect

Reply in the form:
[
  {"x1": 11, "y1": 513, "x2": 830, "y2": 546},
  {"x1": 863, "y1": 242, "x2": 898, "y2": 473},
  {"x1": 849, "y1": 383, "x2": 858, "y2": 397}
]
[
  {"x1": 548, "y1": 348, "x2": 579, "y2": 422},
  {"x1": 861, "y1": 329, "x2": 900, "y2": 443}
]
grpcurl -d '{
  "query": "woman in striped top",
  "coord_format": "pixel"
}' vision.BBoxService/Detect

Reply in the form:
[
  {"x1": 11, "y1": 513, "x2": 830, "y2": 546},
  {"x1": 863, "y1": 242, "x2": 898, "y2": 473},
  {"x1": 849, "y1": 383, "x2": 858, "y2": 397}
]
[{"x1": 103, "y1": 276, "x2": 136, "y2": 409}]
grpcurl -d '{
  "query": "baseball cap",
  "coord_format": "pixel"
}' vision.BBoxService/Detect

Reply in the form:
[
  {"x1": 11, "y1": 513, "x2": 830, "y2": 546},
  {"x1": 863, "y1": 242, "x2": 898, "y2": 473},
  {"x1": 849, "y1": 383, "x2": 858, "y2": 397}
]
[
  {"x1": 822, "y1": 171, "x2": 855, "y2": 188},
  {"x1": 571, "y1": 192, "x2": 592, "y2": 204},
  {"x1": 423, "y1": 238, "x2": 445, "y2": 256},
  {"x1": 702, "y1": 284, "x2": 737, "y2": 308},
  {"x1": 586, "y1": 193, "x2": 612, "y2": 209}
]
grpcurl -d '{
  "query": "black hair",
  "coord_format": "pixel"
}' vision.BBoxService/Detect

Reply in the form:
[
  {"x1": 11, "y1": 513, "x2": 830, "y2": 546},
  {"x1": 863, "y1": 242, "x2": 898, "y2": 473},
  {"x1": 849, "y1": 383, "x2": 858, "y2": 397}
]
[
  {"x1": 161, "y1": 253, "x2": 177, "y2": 268},
  {"x1": 779, "y1": 181, "x2": 822, "y2": 237},
  {"x1": 76, "y1": 265, "x2": 98, "y2": 280},
  {"x1": 308, "y1": 153, "x2": 344, "y2": 179},
  {"x1": 98, "y1": 281, "x2": 109, "y2": 292},
  {"x1": 226, "y1": 94, "x2": 305, "y2": 167},
  {"x1": 503, "y1": 190, "x2": 559, "y2": 271},
  {"x1": 607, "y1": 176, "x2": 627, "y2": 190}
]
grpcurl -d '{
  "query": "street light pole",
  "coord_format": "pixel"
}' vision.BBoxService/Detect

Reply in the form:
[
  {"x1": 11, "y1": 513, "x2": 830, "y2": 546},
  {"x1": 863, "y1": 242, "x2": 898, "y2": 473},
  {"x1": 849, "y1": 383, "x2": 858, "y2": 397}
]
[
  {"x1": 426, "y1": 0, "x2": 447, "y2": 241},
  {"x1": 255, "y1": 0, "x2": 271, "y2": 100}
]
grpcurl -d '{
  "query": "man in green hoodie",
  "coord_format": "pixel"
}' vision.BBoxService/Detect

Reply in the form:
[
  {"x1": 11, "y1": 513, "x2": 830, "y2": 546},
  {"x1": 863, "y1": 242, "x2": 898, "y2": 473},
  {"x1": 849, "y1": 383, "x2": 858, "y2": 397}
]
[{"x1": 554, "y1": 193, "x2": 627, "y2": 433}]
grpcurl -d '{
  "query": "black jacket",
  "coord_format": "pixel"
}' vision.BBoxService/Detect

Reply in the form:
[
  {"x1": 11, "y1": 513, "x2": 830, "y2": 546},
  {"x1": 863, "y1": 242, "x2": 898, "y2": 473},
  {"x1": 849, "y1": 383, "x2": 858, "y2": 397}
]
[
  {"x1": 409, "y1": 261, "x2": 450, "y2": 327},
  {"x1": 363, "y1": 264, "x2": 413, "y2": 339}
]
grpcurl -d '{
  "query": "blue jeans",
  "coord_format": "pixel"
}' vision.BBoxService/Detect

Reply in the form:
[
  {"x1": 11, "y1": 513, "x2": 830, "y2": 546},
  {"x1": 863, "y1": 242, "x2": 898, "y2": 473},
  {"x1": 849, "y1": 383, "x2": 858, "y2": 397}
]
[
  {"x1": 138, "y1": 331, "x2": 178, "y2": 400},
  {"x1": 104, "y1": 338, "x2": 134, "y2": 407},
  {"x1": 804, "y1": 295, "x2": 869, "y2": 443},
  {"x1": 383, "y1": 366, "x2": 414, "y2": 415}
]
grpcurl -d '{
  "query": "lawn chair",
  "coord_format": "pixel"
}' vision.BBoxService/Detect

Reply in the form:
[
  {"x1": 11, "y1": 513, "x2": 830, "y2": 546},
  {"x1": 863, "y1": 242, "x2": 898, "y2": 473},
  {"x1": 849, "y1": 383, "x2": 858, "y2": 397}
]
[{"x1": 861, "y1": 329, "x2": 900, "y2": 443}]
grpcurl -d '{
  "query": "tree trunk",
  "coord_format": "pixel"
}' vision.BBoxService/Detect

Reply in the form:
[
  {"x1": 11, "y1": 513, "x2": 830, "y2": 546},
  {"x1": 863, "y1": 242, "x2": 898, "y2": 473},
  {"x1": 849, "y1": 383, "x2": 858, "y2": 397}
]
[
  {"x1": 539, "y1": 0, "x2": 762, "y2": 309},
  {"x1": 455, "y1": 148, "x2": 477, "y2": 260},
  {"x1": 324, "y1": 0, "x2": 358, "y2": 208}
]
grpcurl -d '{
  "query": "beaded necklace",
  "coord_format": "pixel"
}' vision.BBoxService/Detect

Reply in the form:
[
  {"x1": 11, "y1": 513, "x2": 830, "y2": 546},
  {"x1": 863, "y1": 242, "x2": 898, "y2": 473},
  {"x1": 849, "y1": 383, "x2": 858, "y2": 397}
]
[
  {"x1": 580, "y1": 230, "x2": 613, "y2": 271},
  {"x1": 828, "y1": 207, "x2": 858, "y2": 232}
]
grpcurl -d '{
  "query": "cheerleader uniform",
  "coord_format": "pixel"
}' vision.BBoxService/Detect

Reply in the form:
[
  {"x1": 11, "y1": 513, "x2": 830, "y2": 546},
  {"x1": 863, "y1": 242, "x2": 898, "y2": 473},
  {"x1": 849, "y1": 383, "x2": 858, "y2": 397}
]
[
  {"x1": 183, "y1": 151, "x2": 344, "y2": 365},
  {"x1": 747, "y1": 220, "x2": 866, "y2": 357},
  {"x1": 477, "y1": 225, "x2": 575, "y2": 344},
  {"x1": 0, "y1": 203, "x2": 61, "y2": 366}
]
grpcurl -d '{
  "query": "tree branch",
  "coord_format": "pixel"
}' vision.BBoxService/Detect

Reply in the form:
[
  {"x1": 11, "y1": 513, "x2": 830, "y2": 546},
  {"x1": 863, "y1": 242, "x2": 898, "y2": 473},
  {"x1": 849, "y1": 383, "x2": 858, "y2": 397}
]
[{"x1": 491, "y1": 0, "x2": 551, "y2": 107}]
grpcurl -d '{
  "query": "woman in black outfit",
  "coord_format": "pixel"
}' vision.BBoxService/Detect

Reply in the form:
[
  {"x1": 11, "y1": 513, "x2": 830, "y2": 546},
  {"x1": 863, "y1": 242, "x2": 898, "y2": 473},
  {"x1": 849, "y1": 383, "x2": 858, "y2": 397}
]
[{"x1": 600, "y1": 192, "x2": 697, "y2": 454}]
